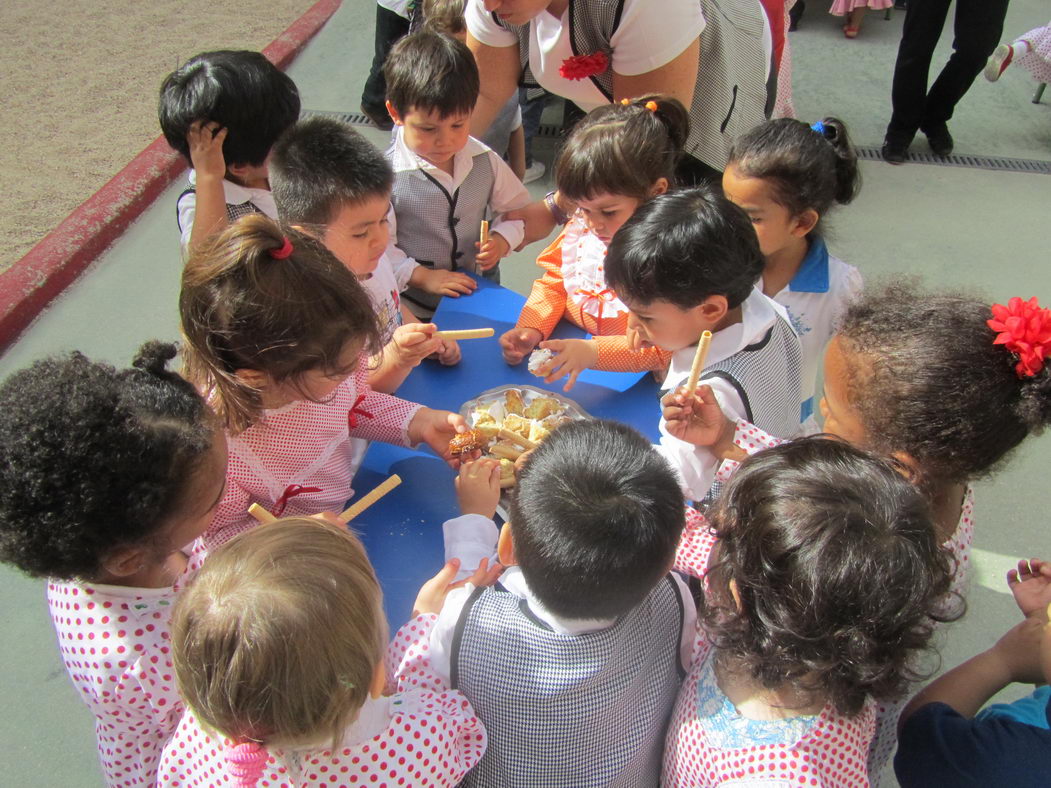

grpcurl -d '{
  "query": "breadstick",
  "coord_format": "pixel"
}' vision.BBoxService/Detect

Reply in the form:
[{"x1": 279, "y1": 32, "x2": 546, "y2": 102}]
[
  {"x1": 489, "y1": 443, "x2": 523, "y2": 461},
  {"x1": 338, "y1": 474, "x2": 402, "y2": 523},
  {"x1": 435, "y1": 328, "x2": 495, "y2": 340},
  {"x1": 498, "y1": 428, "x2": 538, "y2": 451},
  {"x1": 499, "y1": 477, "x2": 517, "y2": 489},
  {"x1": 480, "y1": 219, "x2": 490, "y2": 246},
  {"x1": 248, "y1": 503, "x2": 277, "y2": 524},
  {"x1": 684, "y1": 330, "x2": 714, "y2": 393}
]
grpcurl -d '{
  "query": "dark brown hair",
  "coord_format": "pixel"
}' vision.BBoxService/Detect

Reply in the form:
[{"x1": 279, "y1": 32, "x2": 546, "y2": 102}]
[
  {"x1": 180, "y1": 215, "x2": 380, "y2": 433},
  {"x1": 384, "y1": 30, "x2": 479, "y2": 118},
  {"x1": 422, "y1": 0, "x2": 466, "y2": 35},
  {"x1": 556, "y1": 94, "x2": 689, "y2": 202}
]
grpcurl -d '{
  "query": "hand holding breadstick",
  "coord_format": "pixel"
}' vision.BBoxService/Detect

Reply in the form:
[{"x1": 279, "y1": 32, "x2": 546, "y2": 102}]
[
  {"x1": 338, "y1": 474, "x2": 402, "y2": 523},
  {"x1": 435, "y1": 327, "x2": 495, "y2": 340}
]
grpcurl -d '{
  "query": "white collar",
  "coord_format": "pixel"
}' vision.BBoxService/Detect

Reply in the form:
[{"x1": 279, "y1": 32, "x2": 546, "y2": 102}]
[
  {"x1": 500, "y1": 566, "x2": 616, "y2": 635},
  {"x1": 188, "y1": 168, "x2": 271, "y2": 204},
  {"x1": 387, "y1": 127, "x2": 489, "y2": 187}
]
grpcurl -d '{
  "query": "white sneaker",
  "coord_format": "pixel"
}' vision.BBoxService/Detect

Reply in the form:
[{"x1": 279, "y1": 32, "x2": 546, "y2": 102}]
[
  {"x1": 985, "y1": 44, "x2": 1013, "y2": 82},
  {"x1": 523, "y1": 160, "x2": 546, "y2": 184}
]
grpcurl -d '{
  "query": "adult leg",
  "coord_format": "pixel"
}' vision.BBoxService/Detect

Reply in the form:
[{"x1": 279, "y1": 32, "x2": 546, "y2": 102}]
[
  {"x1": 885, "y1": 0, "x2": 953, "y2": 145},
  {"x1": 360, "y1": 4, "x2": 410, "y2": 129}
]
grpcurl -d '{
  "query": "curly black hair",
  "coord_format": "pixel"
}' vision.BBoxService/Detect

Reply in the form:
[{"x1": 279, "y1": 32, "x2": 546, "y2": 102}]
[
  {"x1": 837, "y1": 283, "x2": 1051, "y2": 488},
  {"x1": 702, "y1": 437, "x2": 960, "y2": 717},
  {"x1": 0, "y1": 342, "x2": 215, "y2": 580}
]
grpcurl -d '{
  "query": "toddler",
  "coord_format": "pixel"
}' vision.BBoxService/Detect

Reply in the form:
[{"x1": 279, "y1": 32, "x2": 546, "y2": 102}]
[
  {"x1": 499, "y1": 96, "x2": 690, "y2": 389},
  {"x1": 383, "y1": 30, "x2": 531, "y2": 317},
  {"x1": 0, "y1": 343, "x2": 225, "y2": 787},
  {"x1": 158, "y1": 517, "x2": 487, "y2": 787},
  {"x1": 664, "y1": 438, "x2": 957, "y2": 786},
  {"x1": 985, "y1": 20, "x2": 1051, "y2": 85},
  {"x1": 605, "y1": 186, "x2": 803, "y2": 502},
  {"x1": 723, "y1": 116, "x2": 862, "y2": 429},
  {"x1": 435, "y1": 419, "x2": 695, "y2": 787},
  {"x1": 179, "y1": 215, "x2": 468, "y2": 550},
  {"x1": 159, "y1": 50, "x2": 300, "y2": 253}
]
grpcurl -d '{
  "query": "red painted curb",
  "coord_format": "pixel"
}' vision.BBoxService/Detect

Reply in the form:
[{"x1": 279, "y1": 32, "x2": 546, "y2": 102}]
[{"x1": 0, "y1": 0, "x2": 342, "y2": 357}]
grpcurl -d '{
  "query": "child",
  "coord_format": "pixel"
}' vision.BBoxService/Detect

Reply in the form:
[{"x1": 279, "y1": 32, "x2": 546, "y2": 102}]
[
  {"x1": 269, "y1": 116, "x2": 470, "y2": 392},
  {"x1": 0, "y1": 343, "x2": 226, "y2": 787},
  {"x1": 499, "y1": 96, "x2": 689, "y2": 390},
  {"x1": 605, "y1": 186, "x2": 803, "y2": 503},
  {"x1": 157, "y1": 517, "x2": 488, "y2": 787},
  {"x1": 664, "y1": 438, "x2": 958, "y2": 786},
  {"x1": 434, "y1": 419, "x2": 696, "y2": 787},
  {"x1": 665, "y1": 285, "x2": 1051, "y2": 783},
  {"x1": 159, "y1": 50, "x2": 300, "y2": 254},
  {"x1": 985, "y1": 20, "x2": 1051, "y2": 85},
  {"x1": 179, "y1": 215, "x2": 470, "y2": 550},
  {"x1": 383, "y1": 30, "x2": 532, "y2": 317},
  {"x1": 831, "y1": 0, "x2": 892, "y2": 38},
  {"x1": 723, "y1": 116, "x2": 862, "y2": 429}
]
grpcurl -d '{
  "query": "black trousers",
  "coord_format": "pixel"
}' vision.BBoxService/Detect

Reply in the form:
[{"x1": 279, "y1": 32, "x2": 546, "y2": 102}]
[
  {"x1": 360, "y1": 5, "x2": 410, "y2": 113},
  {"x1": 886, "y1": 0, "x2": 1009, "y2": 139}
]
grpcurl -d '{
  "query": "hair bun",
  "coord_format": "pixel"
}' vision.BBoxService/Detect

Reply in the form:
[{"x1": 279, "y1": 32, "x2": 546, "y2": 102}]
[
  {"x1": 132, "y1": 340, "x2": 179, "y2": 377},
  {"x1": 1017, "y1": 370, "x2": 1051, "y2": 432}
]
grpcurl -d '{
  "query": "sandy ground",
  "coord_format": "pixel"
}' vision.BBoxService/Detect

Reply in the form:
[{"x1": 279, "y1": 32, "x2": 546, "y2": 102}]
[{"x1": 0, "y1": 0, "x2": 318, "y2": 273}]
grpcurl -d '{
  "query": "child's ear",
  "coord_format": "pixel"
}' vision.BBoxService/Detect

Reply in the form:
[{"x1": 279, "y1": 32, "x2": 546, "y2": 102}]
[
  {"x1": 385, "y1": 101, "x2": 404, "y2": 126},
  {"x1": 695, "y1": 295, "x2": 729, "y2": 328},
  {"x1": 649, "y1": 177, "x2": 670, "y2": 197},
  {"x1": 100, "y1": 545, "x2": 149, "y2": 581},
  {"x1": 728, "y1": 578, "x2": 743, "y2": 612},
  {"x1": 369, "y1": 662, "x2": 386, "y2": 699},
  {"x1": 497, "y1": 522, "x2": 516, "y2": 566},
  {"x1": 889, "y1": 451, "x2": 924, "y2": 486},
  {"x1": 234, "y1": 369, "x2": 270, "y2": 390},
  {"x1": 791, "y1": 209, "x2": 819, "y2": 238}
]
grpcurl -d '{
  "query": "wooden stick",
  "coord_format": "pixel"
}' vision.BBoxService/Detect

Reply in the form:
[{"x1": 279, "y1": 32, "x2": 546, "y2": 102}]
[
  {"x1": 498, "y1": 428, "x2": 537, "y2": 451},
  {"x1": 248, "y1": 503, "x2": 277, "y2": 524},
  {"x1": 685, "y1": 330, "x2": 714, "y2": 393},
  {"x1": 480, "y1": 219, "x2": 490, "y2": 247},
  {"x1": 338, "y1": 474, "x2": 402, "y2": 523},
  {"x1": 434, "y1": 327, "x2": 495, "y2": 340}
]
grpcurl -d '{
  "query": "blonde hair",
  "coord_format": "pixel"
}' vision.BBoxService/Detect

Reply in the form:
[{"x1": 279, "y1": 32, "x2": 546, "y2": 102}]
[
  {"x1": 171, "y1": 518, "x2": 387, "y2": 750},
  {"x1": 179, "y1": 214, "x2": 381, "y2": 433}
]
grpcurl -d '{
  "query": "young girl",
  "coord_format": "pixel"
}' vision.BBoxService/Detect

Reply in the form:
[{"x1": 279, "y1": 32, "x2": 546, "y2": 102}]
[
  {"x1": 664, "y1": 284, "x2": 1051, "y2": 783},
  {"x1": 498, "y1": 95, "x2": 689, "y2": 391},
  {"x1": 985, "y1": 20, "x2": 1051, "y2": 85},
  {"x1": 180, "y1": 215, "x2": 468, "y2": 550},
  {"x1": 723, "y1": 116, "x2": 862, "y2": 429},
  {"x1": 663, "y1": 438, "x2": 957, "y2": 786},
  {"x1": 158, "y1": 517, "x2": 488, "y2": 787},
  {"x1": 830, "y1": 0, "x2": 891, "y2": 38},
  {"x1": 0, "y1": 343, "x2": 226, "y2": 787}
]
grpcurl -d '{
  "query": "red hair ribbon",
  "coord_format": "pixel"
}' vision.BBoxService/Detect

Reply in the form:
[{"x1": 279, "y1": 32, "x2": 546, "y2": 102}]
[
  {"x1": 225, "y1": 740, "x2": 268, "y2": 787},
  {"x1": 347, "y1": 393, "x2": 374, "y2": 429},
  {"x1": 559, "y1": 51, "x2": 609, "y2": 81},
  {"x1": 269, "y1": 237, "x2": 294, "y2": 260},
  {"x1": 988, "y1": 297, "x2": 1051, "y2": 378},
  {"x1": 272, "y1": 483, "x2": 323, "y2": 517}
]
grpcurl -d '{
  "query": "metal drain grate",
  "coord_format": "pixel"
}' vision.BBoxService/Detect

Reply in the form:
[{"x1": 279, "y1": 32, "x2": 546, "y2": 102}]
[{"x1": 303, "y1": 111, "x2": 1050, "y2": 175}]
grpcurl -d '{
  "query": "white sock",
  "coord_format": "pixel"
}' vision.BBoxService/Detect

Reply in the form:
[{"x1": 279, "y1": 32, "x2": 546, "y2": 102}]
[{"x1": 1011, "y1": 40, "x2": 1032, "y2": 58}]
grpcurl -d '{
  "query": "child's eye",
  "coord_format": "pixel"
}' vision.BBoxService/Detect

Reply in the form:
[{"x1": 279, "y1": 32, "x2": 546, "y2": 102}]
[{"x1": 602, "y1": 210, "x2": 618, "y2": 217}]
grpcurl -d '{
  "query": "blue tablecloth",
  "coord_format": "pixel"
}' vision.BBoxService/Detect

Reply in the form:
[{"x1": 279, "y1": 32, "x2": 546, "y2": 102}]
[{"x1": 352, "y1": 276, "x2": 662, "y2": 625}]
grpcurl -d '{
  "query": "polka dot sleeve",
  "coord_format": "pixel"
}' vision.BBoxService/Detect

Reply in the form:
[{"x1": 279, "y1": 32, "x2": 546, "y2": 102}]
[
  {"x1": 714, "y1": 419, "x2": 786, "y2": 483},
  {"x1": 516, "y1": 230, "x2": 569, "y2": 340},
  {"x1": 674, "y1": 506, "x2": 718, "y2": 579},
  {"x1": 593, "y1": 336, "x2": 672, "y2": 372}
]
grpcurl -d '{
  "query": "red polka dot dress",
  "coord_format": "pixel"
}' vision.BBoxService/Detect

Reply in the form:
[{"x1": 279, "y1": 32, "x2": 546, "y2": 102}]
[
  {"x1": 157, "y1": 614, "x2": 486, "y2": 787},
  {"x1": 47, "y1": 564, "x2": 197, "y2": 787},
  {"x1": 202, "y1": 357, "x2": 422, "y2": 551}
]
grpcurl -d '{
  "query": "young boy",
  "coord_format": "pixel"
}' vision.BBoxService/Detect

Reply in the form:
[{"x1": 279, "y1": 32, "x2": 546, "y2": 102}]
[
  {"x1": 270, "y1": 116, "x2": 472, "y2": 393},
  {"x1": 604, "y1": 186, "x2": 803, "y2": 503},
  {"x1": 434, "y1": 420, "x2": 695, "y2": 787},
  {"x1": 159, "y1": 50, "x2": 300, "y2": 255},
  {"x1": 383, "y1": 30, "x2": 532, "y2": 317}
]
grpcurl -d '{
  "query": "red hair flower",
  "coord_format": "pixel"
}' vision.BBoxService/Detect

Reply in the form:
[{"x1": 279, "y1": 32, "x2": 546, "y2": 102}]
[
  {"x1": 988, "y1": 296, "x2": 1051, "y2": 378},
  {"x1": 559, "y1": 51, "x2": 609, "y2": 81}
]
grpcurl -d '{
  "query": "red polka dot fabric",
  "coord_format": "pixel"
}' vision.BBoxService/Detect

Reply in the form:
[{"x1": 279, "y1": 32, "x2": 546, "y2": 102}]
[
  {"x1": 157, "y1": 615, "x2": 486, "y2": 787},
  {"x1": 674, "y1": 507, "x2": 719, "y2": 581},
  {"x1": 714, "y1": 420, "x2": 786, "y2": 484},
  {"x1": 47, "y1": 570, "x2": 194, "y2": 787},
  {"x1": 203, "y1": 356, "x2": 422, "y2": 551}
]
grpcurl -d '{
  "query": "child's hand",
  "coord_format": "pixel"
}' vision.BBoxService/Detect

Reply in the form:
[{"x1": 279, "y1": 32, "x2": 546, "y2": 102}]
[
  {"x1": 412, "y1": 267, "x2": 477, "y2": 297},
  {"x1": 537, "y1": 338, "x2": 597, "y2": 392},
  {"x1": 186, "y1": 120, "x2": 227, "y2": 182},
  {"x1": 391, "y1": 323, "x2": 442, "y2": 367},
  {"x1": 408, "y1": 408, "x2": 471, "y2": 465},
  {"x1": 475, "y1": 232, "x2": 510, "y2": 270},
  {"x1": 661, "y1": 384, "x2": 736, "y2": 452},
  {"x1": 455, "y1": 458, "x2": 502, "y2": 518},
  {"x1": 435, "y1": 337, "x2": 461, "y2": 366},
  {"x1": 499, "y1": 327, "x2": 542, "y2": 365},
  {"x1": 1008, "y1": 558, "x2": 1051, "y2": 619},
  {"x1": 412, "y1": 557, "x2": 503, "y2": 616}
]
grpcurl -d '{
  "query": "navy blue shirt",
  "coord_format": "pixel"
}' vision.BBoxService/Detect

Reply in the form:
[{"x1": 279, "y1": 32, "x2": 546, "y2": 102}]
[{"x1": 895, "y1": 701, "x2": 1051, "y2": 787}]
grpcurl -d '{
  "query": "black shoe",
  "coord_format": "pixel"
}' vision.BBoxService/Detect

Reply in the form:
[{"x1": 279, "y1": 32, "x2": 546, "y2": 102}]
[
  {"x1": 881, "y1": 137, "x2": 909, "y2": 164},
  {"x1": 922, "y1": 124, "x2": 954, "y2": 157},
  {"x1": 360, "y1": 103, "x2": 394, "y2": 132}
]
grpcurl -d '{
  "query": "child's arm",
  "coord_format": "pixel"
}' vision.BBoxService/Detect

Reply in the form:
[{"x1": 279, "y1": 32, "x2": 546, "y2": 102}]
[
  {"x1": 499, "y1": 231, "x2": 569, "y2": 364},
  {"x1": 534, "y1": 337, "x2": 673, "y2": 391},
  {"x1": 1008, "y1": 558, "x2": 1051, "y2": 618},
  {"x1": 185, "y1": 120, "x2": 230, "y2": 253},
  {"x1": 386, "y1": 208, "x2": 478, "y2": 298},
  {"x1": 475, "y1": 152, "x2": 531, "y2": 269},
  {"x1": 367, "y1": 321, "x2": 444, "y2": 393}
]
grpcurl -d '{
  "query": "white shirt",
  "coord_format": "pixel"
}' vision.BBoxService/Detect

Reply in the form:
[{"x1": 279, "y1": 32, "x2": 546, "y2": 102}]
[
  {"x1": 176, "y1": 169, "x2": 278, "y2": 253},
  {"x1": 658, "y1": 288, "x2": 791, "y2": 501}
]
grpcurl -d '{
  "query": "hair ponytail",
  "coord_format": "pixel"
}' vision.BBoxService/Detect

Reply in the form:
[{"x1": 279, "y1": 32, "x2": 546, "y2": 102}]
[
  {"x1": 225, "y1": 741, "x2": 269, "y2": 788},
  {"x1": 814, "y1": 116, "x2": 860, "y2": 206}
]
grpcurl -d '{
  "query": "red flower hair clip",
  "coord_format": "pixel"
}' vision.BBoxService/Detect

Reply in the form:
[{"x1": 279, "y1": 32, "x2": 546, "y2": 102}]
[
  {"x1": 559, "y1": 51, "x2": 609, "y2": 81},
  {"x1": 988, "y1": 296, "x2": 1051, "y2": 378}
]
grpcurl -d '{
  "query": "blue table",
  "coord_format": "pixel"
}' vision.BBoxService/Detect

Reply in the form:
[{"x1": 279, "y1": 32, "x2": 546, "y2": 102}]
[{"x1": 352, "y1": 276, "x2": 662, "y2": 625}]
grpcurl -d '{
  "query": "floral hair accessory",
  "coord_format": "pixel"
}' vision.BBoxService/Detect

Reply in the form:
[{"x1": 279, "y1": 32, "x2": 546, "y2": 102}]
[
  {"x1": 988, "y1": 296, "x2": 1051, "y2": 378},
  {"x1": 559, "y1": 51, "x2": 609, "y2": 81},
  {"x1": 269, "y1": 237, "x2": 294, "y2": 260},
  {"x1": 226, "y1": 740, "x2": 268, "y2": 787},
  {"x1": 810, "y1": 121, "x2": 826, "y2": 135},
  {"x1": 645, "y1": 100, "x2": 658, "y2": 112},
  {"x1": 620, "y1": 98, "x2": 630, "y2": 105}
]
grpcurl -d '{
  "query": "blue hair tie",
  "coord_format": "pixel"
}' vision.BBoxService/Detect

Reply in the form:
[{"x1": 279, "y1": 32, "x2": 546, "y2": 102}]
[{"x1": 810, "y1": 121, "x2": 826, "y2": 135}]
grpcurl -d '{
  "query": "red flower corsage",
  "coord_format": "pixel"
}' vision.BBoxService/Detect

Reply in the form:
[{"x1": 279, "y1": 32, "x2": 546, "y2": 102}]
[
  {"x1": 987, "y1": 296, "x2": 1051, "y2": 378},
  {"x1": 559, "y1": 51, "x2": 609, "y2": 81}
]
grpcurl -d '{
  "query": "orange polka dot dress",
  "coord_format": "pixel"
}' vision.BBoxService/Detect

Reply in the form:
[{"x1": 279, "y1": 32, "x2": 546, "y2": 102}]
[
  {"x1": 157, "y1": 615, "x2": 486, "y2": 787},
  {"x1": 515, "y1": 215, "x2": 671, "y2": 373},
  {"x1": 202, "y1": 356, "x2": 422, "y2": 551}
]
